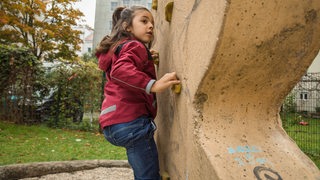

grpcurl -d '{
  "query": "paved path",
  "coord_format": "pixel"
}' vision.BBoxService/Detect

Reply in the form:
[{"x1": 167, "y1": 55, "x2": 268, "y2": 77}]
[
  {"x1": 0, "y1": 160, "x2": 134, "y2": 180},
  {"x1": 21, "y1": 167, "x2": 133, "y2": 180}
]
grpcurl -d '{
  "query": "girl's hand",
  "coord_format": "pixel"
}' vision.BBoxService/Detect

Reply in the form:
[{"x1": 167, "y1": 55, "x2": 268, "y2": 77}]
[
  {"x1": 150, "y1": 49, "x2": 159, "y2": 59},
  {"x1": 151, "y1": 72, "x2": 180, "y2": 93}
]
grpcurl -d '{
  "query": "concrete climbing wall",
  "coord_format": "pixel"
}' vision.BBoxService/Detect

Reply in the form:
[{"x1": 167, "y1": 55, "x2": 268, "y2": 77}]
[{"x1": 152, "y1": 0, "x2": 320, "y2": 179}]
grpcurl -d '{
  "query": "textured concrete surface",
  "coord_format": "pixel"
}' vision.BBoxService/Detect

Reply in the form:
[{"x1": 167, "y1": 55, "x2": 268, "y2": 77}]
[{"x1": 152, "y1": 0, "x2": 320, "y2": 179}]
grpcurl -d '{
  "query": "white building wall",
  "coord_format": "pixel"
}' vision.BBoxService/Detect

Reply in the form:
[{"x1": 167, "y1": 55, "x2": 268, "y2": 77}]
[
  {"x1": 295, "y1": 78, "x2": 320, "y2": 113},
  {"x1": 82, "y1": 33, "x2": 93, "y2": 55},
  {"x1": 74, "y1": 25, "x2": 94, "y2": 56}
]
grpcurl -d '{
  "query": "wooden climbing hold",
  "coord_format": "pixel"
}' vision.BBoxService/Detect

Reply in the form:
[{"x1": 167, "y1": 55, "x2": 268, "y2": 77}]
[
  {"x1": 161, "y1": 171, "x2": 170, "y2": 180},
  {"x1": 172, "y1": 83, "x2": 181, "y2": 94},
  {"x1": 165, "y1": 2, "x2": 174, "y2": 22},
  {"x1": 152, "y1": 0, "x2": 158, "y2": 10},
  {"x1": 153, "y1": 57, "x2": 159, "y2": 66},
  {"x1": 150, "y1": 49, "x2": 159, "y2": 65}
]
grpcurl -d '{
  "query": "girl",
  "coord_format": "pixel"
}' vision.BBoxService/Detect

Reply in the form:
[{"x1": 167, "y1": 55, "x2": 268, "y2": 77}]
[{"x1": 95, "y1": 6, "x2": 180, "y2": 180}]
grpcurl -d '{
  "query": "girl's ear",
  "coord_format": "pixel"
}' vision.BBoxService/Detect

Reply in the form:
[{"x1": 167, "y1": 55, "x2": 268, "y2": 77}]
[{"x1": 122, "y1": 22, "x2": 131, "y2": 32}]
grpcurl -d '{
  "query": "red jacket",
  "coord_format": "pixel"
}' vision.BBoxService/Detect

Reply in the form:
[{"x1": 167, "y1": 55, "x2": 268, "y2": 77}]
[{"x1": 97, "y1": 39, "x2": 157, "y2": 128}]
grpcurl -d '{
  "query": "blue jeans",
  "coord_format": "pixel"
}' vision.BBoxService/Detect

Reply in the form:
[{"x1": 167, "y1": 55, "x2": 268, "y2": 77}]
[{"x1": 103, "y1": 116, "x2": 160, "y2": 180}]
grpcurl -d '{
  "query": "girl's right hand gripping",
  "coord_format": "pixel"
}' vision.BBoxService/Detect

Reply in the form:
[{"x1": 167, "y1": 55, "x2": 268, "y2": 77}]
[{"x1": 151, "y1": 72, "x2": 181, "y2": 93}]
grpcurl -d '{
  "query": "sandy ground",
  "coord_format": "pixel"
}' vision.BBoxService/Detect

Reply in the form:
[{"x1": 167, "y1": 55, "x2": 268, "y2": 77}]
[{"x1": 20, "y1": 167, "x2": 134, "y2": 180}]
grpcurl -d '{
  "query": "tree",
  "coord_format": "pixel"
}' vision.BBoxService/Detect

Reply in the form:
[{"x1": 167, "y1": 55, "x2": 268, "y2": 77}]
[
  {"x1": 0, "y1": 44, "x2": 42, "y2": 123},
  {"x1": 41, "y1": 57, "x2": 102, "y2": 128},
  {"x1": 0, "y1": 0, "x2": 84, "y2": 61}
]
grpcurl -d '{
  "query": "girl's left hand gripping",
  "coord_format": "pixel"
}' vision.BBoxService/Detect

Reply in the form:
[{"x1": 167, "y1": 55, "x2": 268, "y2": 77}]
[
  {"x1": 150, "y1": 49, "x2": 159, "y2": 65},
  {"x1": 151, "y1": 72, "x2": 180, "y2": 93}
]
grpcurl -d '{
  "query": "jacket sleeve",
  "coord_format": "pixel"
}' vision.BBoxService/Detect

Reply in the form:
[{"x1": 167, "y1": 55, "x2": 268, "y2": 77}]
[{"x1": 110, "y1": 40, "x2": 156, "y2": 94}]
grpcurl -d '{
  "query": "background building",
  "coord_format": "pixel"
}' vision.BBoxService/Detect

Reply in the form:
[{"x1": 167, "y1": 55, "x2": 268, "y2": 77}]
[
  {"x1": 82, "y1": 32, "x2": 94, "y2": 55},
  {"x1": 93, "y1": 0, "x2": 152, "y2": 51},
  {"x1": 74, "y1": 25, "x2": 94, "y2": 56},
  {"x1": 293, "y1": 52, "x2": 320, "y2": 113}
]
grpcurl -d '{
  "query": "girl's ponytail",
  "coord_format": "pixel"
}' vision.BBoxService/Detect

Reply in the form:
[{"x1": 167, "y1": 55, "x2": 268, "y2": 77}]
[
  {"x1": 96, "y1": 6, "x2": 126, "y2": 55},
  {"x1": 112, "y1": 7, "x2": 125, "y2": 30}
]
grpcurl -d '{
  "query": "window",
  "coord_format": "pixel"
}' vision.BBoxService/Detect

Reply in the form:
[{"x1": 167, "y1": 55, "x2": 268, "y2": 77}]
[
  {"x1": 111, "y1": 2, "x2": 118, "y2": 11},
  {"x1": 87, "y1": 48, "x2": 92, "y2": 53},
  {"x1": 133, "y1": 0, "x2": 141, "y2": 5},
  {"x1": 123, "y1": 0, "x2": 130, "y2": 7},
  {"x1": 300, "y1": 92, "x2": 308, "y2": 100}
]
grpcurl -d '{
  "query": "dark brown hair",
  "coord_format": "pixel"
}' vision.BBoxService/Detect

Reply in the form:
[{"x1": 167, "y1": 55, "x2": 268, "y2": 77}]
[{"x1": 95, "y1": 6, "x2": 151, "y2": 55}]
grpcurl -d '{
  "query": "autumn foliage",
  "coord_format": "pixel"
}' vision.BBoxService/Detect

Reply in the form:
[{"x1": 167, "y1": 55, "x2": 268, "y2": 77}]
[
  {"x1": 0, "y1": 1, "x2": 102, "y2": 127},
  {"x1": 0, "y1": 0, "x2": 84, "y2": 61}
]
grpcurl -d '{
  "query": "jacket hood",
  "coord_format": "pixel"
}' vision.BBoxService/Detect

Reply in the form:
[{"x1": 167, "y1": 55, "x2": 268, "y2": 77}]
[{"x1": 97, "y1": 51, "x2": 113, "y2": 72}]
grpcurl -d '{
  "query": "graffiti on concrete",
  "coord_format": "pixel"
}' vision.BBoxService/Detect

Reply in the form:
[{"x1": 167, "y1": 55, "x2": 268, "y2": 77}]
[
  {"x1": 227, "y1": 145, "x2": 269, "y2": 166},
  {"x1": 253, "y1": 166, "x2": 282, "y2": 180}
]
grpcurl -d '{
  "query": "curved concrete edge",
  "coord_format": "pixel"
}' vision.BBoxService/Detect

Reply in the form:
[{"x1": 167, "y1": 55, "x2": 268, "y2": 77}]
[
  {"x1": 0, "y1": 160, "x2": 130, "y2": 179},
  {"x1": 152, "y1": 0, "x2": 320, "y2": 179}
]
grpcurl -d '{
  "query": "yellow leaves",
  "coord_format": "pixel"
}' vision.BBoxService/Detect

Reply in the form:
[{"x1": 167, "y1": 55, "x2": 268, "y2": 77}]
[
  {"x1": 94, "y1": 133, "x2": 102, "y2": 137},
  {"x1": 7, "y1": 136, "x2": 14, "y2": 140},
  {"x1": 0, "y1": 16, "x2": 9, "y2": 24},
  {"x1": 43, "y1": 29, "x2": 55, "y2": 38},
  {"x1": 34, "y1": 0, "x2": 46, "y2": 12},
  {"x1": 1, "y1": 0, "x2": 84, "y2": 61}
]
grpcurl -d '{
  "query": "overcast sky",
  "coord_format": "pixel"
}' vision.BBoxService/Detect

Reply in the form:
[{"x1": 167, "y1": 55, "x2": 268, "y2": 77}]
[{"x1": 74, "y1": 0, "x2": 96, "y2": 28}]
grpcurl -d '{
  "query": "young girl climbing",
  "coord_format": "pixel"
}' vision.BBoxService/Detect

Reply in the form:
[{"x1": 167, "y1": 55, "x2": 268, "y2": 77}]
[{"x1": 95, "y1": 6, "x2": 180, "y2": 180}]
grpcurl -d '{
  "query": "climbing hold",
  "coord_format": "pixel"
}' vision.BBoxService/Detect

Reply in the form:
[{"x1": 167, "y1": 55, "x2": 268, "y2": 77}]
[
  {"x1": 165, "y1": 2, "x2": 174, "y2": 22},
  {"x1": 152, "y1": 0, "x2": 158, "y2": 10},
  {"x1": 172, "y1": 83, "x2": 181, "y2": 94},
  {"x1": 150, "y1": 49, "x2": 159, "y2": 65},
  {"x1": 161, "y1": 171, "x2": 170, "y2": 180},
  {"x1": 153, "y1": 57, "x2": 159, "y2": 66}
]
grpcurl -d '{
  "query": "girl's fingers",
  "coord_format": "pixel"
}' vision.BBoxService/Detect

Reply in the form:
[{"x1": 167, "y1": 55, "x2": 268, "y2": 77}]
[
  {"x1": 150, "y1": 49, "x2": 159, "y2": 58},
  {"x1": 151, "y1": 72, "x2": 181, "y2": 93},
  {"x1": 168, "y1": 72, "x2": 179, "y2": 81}
]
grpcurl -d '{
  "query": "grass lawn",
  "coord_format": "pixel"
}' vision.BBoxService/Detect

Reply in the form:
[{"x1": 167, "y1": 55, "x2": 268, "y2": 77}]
[
  {"x1": 281, "y1": 113, "x2": 320, "y2": 169},
  {"x1": 1, "y1": 118, "x2": 319, "y2": 170},
  {"x1": 0, "y1": 121, "x2": 127, "y2": 166}
]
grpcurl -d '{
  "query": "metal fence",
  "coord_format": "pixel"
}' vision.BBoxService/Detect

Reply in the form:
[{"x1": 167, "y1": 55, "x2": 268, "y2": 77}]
[{"x1": 280, "y1": 73, "x2": 320, "y2": 158}]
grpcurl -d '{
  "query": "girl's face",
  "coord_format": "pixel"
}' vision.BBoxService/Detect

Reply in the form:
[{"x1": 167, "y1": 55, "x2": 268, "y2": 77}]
[{"x1": 127, "y1": 10, "x2": 154, "y2": 44}]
